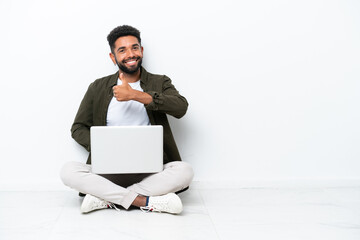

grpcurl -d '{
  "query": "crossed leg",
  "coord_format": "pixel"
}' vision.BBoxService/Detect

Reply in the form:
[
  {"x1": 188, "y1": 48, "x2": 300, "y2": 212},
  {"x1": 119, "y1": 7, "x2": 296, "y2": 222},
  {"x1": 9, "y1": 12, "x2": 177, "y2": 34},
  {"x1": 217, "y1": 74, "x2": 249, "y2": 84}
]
[{"x1": 60, "y1": 161, "x2": 194, "y2": 209}]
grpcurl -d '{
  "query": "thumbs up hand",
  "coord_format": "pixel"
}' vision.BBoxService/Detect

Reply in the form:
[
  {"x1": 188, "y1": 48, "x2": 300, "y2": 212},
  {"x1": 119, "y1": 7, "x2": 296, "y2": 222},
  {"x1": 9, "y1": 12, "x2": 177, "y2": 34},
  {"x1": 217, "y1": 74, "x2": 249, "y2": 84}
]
[{"x1": 113, "y1": 73, "x2": 134, "y2": 101}]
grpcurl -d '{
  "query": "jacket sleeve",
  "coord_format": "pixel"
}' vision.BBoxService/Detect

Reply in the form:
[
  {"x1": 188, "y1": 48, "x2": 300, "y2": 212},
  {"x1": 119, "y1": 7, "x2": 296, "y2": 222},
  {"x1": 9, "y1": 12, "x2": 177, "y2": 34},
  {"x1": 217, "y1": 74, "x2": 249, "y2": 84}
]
[
  {"x1": 70, "y1": 83, "x2": 94, "y2": 152},
  {"x1": 145, "y1": 76, "x2": 188, "y2": 119}
]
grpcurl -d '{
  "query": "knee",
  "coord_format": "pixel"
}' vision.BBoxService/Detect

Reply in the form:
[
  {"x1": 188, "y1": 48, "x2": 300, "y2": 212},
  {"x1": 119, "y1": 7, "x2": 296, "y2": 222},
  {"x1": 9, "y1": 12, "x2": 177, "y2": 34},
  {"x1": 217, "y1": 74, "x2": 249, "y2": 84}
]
[
  {"x1": 180, "y1": 162, "x2": 194, "y2": 186},
  {"x1": 168, "y1": 161, "x2": 194, "y2": 187},
  {"x1": 59, "y1": 161, "x2": 74, "y2": 186},
  {"x1": 59, "y1": 161, "x2": 87, "y2": 187}
]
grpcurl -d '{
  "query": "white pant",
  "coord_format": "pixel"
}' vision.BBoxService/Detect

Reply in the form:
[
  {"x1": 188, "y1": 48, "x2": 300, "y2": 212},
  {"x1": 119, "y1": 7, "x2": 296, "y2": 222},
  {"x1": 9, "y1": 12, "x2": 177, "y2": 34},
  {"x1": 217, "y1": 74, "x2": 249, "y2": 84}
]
[{"x1": 60, "y1": 161, "x2": 194, "y2": 209}]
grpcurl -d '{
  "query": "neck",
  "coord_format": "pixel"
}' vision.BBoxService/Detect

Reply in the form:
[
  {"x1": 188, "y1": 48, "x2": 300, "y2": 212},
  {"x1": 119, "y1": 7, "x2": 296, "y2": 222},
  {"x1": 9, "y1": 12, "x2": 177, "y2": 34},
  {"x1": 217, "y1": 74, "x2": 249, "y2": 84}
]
[{"x1": 119, "y1": 69, "x2": 141, "y2": 83}]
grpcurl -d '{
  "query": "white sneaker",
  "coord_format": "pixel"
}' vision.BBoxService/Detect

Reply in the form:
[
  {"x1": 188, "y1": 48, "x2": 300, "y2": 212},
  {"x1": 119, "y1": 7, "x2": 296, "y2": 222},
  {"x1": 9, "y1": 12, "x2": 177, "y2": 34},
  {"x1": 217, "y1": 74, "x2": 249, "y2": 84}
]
[
  {"x1": 80, "y1": 194, "x2": 119, "y2": 213},
  {"x1": 140, "y1": 193, "x2": 183, "y2": 214}
]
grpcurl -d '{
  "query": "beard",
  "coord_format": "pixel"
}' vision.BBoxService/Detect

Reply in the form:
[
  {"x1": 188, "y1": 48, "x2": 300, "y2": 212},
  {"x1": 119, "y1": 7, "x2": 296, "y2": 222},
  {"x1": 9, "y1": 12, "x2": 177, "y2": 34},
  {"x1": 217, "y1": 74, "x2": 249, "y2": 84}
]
[{"x1": 115, "y1": 56, "x2": 143, "y2": 74}]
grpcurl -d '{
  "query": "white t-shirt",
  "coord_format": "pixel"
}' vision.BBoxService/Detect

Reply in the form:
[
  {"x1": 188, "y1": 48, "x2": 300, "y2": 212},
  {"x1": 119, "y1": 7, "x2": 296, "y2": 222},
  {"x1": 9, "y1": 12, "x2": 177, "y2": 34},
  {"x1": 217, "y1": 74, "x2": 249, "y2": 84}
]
[{"x1": 106, "y1": 79, "x2": 150, "y2": 126}]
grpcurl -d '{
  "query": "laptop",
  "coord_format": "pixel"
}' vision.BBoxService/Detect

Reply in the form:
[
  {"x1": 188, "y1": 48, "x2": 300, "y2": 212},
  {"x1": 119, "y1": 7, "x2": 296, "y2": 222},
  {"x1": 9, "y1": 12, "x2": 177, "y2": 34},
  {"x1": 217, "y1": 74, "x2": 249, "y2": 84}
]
[{"x1": 90, "y1": 125, "x2": 163, "y2": 174}]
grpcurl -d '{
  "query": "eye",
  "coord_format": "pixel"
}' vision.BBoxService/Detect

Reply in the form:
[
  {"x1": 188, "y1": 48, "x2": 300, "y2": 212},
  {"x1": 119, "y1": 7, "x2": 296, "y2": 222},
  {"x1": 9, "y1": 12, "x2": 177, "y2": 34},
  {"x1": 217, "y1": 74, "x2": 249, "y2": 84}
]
[{"x1": 117, "y1": 48, "x2": 125, "y2": 54}]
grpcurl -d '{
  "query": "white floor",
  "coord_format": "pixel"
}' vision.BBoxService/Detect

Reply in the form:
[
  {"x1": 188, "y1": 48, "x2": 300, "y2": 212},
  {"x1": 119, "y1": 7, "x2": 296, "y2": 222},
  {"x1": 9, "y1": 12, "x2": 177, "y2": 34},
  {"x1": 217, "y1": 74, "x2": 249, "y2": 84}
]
[{"x1": 1, "y1": 186, "x2": 360, "y2": 240}]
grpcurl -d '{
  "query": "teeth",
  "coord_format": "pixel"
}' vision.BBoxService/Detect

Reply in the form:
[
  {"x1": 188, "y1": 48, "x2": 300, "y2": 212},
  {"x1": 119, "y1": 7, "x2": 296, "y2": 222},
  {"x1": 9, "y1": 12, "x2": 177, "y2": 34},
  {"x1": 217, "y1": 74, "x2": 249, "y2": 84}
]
[{"x1": 126, "y1": 60, "x2": 137, "y2": 66}]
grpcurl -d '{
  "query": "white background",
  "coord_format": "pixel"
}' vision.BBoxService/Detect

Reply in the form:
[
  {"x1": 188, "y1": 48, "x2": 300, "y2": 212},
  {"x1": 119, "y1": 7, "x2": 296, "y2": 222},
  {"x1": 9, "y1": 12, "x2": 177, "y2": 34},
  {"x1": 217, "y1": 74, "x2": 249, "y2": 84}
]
[{"x1": 0, "y1": 0, "x2": 359, "y2": 190}]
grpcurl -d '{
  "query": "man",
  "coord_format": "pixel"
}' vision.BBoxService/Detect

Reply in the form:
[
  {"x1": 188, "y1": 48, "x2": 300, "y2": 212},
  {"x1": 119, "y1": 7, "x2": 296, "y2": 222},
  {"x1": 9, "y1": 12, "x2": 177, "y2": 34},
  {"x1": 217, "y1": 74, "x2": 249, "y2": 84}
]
[{"x1": 60, "y1": 25, "x2": 193, "y2": 214}]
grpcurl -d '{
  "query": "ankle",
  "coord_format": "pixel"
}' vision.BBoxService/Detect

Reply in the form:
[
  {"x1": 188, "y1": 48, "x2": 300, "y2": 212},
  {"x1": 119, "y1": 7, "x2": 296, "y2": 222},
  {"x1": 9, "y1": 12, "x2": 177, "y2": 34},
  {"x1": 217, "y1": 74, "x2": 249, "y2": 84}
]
[{"x1": 132, "y1": 195, "x2": 147, "y2": 207}]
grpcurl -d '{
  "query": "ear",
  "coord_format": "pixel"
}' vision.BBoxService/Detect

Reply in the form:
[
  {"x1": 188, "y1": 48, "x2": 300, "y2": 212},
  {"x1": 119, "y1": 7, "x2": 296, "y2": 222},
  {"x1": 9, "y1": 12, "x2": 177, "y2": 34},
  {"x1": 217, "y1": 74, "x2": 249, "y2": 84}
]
[{"x1": 109, "y1": 52, "x2": 116, "y2": 65}]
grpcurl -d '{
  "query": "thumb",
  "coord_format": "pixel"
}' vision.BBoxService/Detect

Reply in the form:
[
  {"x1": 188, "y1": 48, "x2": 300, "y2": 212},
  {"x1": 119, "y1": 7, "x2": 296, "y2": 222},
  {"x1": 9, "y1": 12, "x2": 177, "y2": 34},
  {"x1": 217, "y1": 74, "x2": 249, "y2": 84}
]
[{"x1": 119, "y1": 73, "x2": 128, "y2": 85}]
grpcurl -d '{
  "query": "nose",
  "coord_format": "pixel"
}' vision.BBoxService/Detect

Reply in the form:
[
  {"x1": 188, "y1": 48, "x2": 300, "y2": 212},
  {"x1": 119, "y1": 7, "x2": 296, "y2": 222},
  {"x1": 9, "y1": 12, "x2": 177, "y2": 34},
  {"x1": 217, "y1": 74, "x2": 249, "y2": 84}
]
[{"x1": 127, "y1": 49, "x2": 135, "y2": 58}]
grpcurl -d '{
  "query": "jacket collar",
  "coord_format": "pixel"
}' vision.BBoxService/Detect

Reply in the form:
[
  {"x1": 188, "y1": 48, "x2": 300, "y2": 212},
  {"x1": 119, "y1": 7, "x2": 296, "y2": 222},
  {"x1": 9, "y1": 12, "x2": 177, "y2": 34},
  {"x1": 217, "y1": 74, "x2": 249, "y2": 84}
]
[{"x1": 140, "y1": 67, "x2": 149, "y2": 85}]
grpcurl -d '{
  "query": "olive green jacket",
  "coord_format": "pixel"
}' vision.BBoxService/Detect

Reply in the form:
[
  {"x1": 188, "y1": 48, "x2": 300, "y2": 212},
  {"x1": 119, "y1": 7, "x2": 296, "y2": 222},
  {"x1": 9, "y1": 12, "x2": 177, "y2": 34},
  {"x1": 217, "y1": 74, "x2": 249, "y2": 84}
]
[{"x1": 71, "y1": 67, "x2": 188, "y2": 164}]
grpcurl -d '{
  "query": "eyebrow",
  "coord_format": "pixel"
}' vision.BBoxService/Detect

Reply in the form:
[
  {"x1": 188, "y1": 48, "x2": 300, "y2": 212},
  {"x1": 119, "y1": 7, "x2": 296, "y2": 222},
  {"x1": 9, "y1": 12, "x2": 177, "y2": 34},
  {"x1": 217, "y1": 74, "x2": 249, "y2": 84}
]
[{"x1": 116, "y1": 43, "x2": 140, "y2": 52}]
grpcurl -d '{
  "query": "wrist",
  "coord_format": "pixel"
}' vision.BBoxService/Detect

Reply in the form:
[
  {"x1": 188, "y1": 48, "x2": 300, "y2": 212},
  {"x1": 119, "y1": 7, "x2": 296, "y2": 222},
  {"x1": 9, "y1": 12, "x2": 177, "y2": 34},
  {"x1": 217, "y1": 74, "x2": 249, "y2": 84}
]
[
  {"x1": 129, "y1": 89, "x2": 137, "y2": 100},
  {"x1": 133, "y1": 90, "x2": 153, "y2": 105}
]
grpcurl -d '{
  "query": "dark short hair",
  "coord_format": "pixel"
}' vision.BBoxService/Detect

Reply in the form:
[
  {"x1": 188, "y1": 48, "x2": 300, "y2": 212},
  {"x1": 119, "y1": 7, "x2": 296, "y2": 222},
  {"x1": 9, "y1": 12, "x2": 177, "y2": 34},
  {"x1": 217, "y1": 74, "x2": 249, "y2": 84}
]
[{"x1": 107, "y1": 25, "x2": 141, "y2": 53}]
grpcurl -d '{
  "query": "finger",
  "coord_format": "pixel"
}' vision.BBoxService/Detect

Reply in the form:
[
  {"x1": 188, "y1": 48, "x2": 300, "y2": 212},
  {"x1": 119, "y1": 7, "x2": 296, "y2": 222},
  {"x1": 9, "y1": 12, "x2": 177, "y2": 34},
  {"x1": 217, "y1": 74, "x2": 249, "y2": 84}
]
[
  {"x1": 112, "y1": 86, "x2": 117, "y2": 95},
  {"x1": 119, "y1": 73, "x2": 128, "y2": 85},
  {"x1": 112, "y1": 86, "x2": 117, "y2": 96}
]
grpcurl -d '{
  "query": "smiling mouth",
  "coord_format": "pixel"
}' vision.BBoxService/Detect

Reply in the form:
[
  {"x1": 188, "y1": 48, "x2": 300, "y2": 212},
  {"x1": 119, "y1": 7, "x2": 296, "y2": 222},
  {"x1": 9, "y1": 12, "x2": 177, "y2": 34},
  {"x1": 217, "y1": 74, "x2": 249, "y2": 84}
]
[
  {"x1": 124, "y1": 58, "x2": 139, "y2": 66},
  {"x1": 126, "y1": 60, "x2": 137, "y2": 66}
]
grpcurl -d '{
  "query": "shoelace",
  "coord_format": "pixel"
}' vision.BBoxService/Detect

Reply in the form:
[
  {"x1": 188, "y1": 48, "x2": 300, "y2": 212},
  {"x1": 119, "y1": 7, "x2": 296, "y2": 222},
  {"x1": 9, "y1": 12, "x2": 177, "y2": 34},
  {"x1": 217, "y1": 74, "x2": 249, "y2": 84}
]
[
  {"x1": 108, "y1": 202, "x2": 121, "y2": 211},
  {"x1": 140, "y1": 200, "x2": 169, "y2": 213},
  {"x1": 92, "y1": 197, "x2": 120, "y2": 212},
  {"x1": 140, "y1": 206, "x2": 153, "y2": 213}
]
